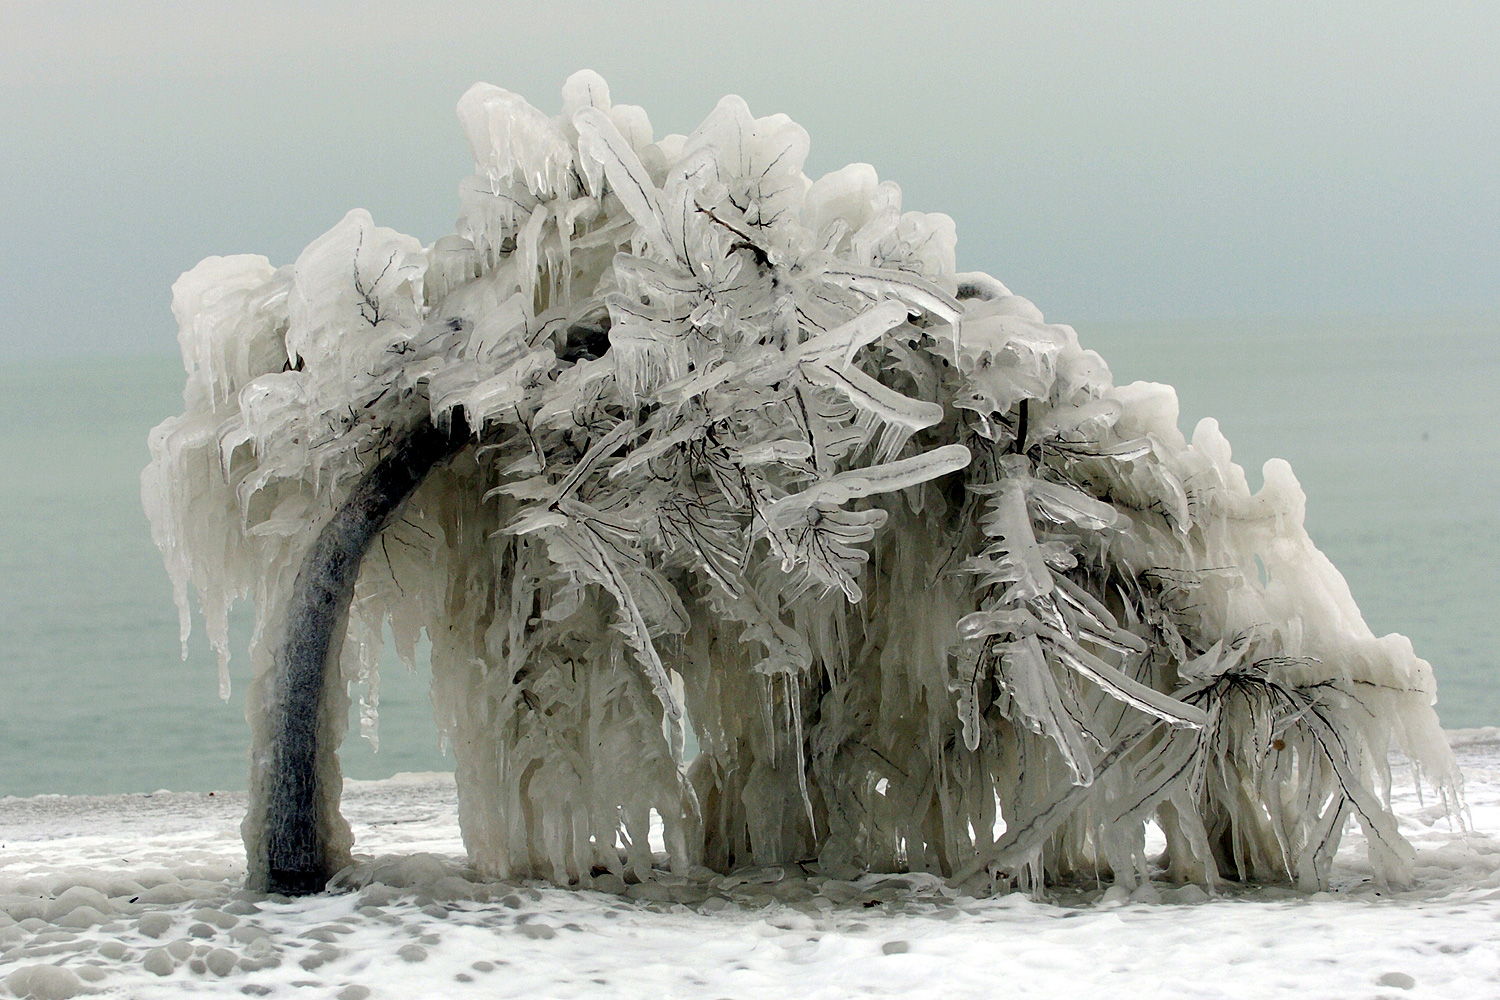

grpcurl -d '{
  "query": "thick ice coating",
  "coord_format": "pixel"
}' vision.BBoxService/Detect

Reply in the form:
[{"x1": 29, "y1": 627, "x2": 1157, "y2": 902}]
[{"x1": 143, "y1": 70, "x2": 1460, "y2": 894}]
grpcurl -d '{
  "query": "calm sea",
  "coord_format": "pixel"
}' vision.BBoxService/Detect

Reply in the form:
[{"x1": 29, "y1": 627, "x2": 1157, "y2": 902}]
[{"x1": 2, "y1": 314, "x2": 1496, "y2": 796}]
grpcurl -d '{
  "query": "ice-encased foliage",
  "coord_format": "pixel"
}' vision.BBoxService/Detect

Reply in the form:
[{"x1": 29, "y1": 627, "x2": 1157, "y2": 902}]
[{"x1": 144, "y1": 71, "x2": 1460, "y2": 894}]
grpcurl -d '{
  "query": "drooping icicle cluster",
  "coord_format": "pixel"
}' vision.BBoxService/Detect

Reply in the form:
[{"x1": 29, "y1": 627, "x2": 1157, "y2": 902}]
[{"x1": 144, "y1": 71, "x2": 1460, "y2": 894}]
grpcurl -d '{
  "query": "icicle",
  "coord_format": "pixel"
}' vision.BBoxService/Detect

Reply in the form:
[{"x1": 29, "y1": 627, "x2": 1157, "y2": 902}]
[{"x1": 142, "y1": 71, "x2": 1460, "y2": 897}]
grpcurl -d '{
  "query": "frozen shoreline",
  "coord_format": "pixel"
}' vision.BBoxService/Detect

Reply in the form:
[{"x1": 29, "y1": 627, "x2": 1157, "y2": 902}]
[{"x1": 4, "y1": 735, "x2": 1500, "y2": 999}]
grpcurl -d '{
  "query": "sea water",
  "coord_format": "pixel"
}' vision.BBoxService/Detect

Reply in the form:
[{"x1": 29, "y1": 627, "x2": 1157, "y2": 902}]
[{"x1": 1, "y1": 314, "x2": 1495, "y2": 796}]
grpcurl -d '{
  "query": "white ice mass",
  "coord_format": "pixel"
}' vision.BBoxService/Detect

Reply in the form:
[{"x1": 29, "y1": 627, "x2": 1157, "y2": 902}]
[{"x1": 141, "y1": 71, "x2": 1461, "y2": 901}]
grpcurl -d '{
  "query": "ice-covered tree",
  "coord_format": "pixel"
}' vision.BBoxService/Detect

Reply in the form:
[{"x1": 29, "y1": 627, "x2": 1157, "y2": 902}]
[{"x1": 144, "y1": 72, "x2": 1460, "y2": 897}]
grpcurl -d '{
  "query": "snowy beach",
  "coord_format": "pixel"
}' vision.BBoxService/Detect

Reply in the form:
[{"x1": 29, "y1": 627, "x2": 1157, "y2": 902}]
[
  {"x1": 3, "y1": 7, "x2": 1497, "y2": 1000},
  {"x1": 3, "y1": 733, "x2": 1500, "y2": 1000}
]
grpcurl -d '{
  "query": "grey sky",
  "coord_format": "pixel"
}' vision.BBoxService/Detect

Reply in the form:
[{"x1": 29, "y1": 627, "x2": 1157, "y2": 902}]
[{"x1": 3, "y1": 1, "x2": 1496, "y2": 357}]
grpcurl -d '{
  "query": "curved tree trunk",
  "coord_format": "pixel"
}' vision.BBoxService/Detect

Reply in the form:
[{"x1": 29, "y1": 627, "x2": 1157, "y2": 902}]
[{"x1": 256, "y1": 410, "x2": 470, "y2": 895}]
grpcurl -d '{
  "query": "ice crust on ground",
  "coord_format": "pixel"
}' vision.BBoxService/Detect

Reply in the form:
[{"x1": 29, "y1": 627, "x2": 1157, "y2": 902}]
[
  {"x1": 142, "y1": 70, "x2": 1459, "y2": 895},
  {"x1": 3, "y1": 741, "x2": 1500, "y2": 999}
]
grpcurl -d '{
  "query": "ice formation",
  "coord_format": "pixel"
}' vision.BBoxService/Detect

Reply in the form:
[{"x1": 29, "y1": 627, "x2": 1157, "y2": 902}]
[{"x1": 143, "y1": 71, "x2": 1460, "y2": 897}]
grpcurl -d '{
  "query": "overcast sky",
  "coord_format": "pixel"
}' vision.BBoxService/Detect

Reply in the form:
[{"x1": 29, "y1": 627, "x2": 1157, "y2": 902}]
[{"x1": 3, "y1": 1, "x2": 1497, "y2": 357}]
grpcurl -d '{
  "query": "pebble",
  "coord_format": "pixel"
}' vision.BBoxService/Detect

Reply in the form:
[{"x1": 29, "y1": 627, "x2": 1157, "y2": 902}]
[
  {"x1": 818, "y1": 881, "x2": 862, "y2": 905},
  {"x1": 336, "y1": 986, "x2": 371, "y2": 1000},
  {"x1": 2, "y1": 898, "x2": 45, "y2": 923},
  {"x1": 241, "y1": 986, "x2": 272, "y2": 996},
  {"x1": 166, "y1": 939, "x2": 194, "y2": 960},
  {"x1": 432, "y1": 876, "x2": 476, "y2": 901},
  {"x1": 206, "y1": 948, "x2": 239, "y2": 976},
  {"x1": 380, "y1": 853, "x2": 450, "y2": 889},
  {"x1": 136, "y1": 874, "x2": 179, "y2": 892},
  {"x1": 882, "y1": 940, "x2": 910, "y2": 955},
  {"x1": 302, "y1": 928, "x2": 341, "y2": 943},
  {"x1": 97, "y1": 940, "x2": 129, "y2": 960},
  {"x1": 188, "y1": 921, "x2": 217, "y2": 938},
  {"x1": 221, "y1": 900, "x2": 262, "y2": 916},
  {"x1": 44, "y1": 887, "x2": 112, "y2": 922},
  {"x1": 4, "y1": 963, "x2": 84, "y2": 1000},
  {"x1": 300, "y1": 950, "x2": 339, "y2": 971},
  {"x1": 624, "y1": 882, "x2": 674, "y2": 903},
  {"x1": 137, "y1": 912, "x2": 174, "y2": 938},
  {"x1": 143, "y1": 947, "x2": 176, "y2": 976},
  {"x1": 397, "y1": 943, "x2": 429, "y2": 963},
  {"x1": 471, "y1": 961, "x2": 495, "y2": 972},
  {"x1": 359, "y1": 885, "x2": 396, "y2": 907},
  {"x1": 230, "y1": 924, "x2": 271, "y2": 944},
  {"x1": 187, "y1": 958, "x2": 207, "y2": 974},
  {"x1": 194, "y1": 907, "x2": 239, "y2": 929},
  {"x1": 1377, "y1": 972, "x2": 1416, "y2": 990},
  {"x1": 1164, "y1": 884, "x2": 1210, "y2": 905},
  {"x1": 139, "y1": 883, "x2": 195, "y2": 906},
  {"x1": 791, "y1": 899, "x2": 828, "y2": 918},
  {"x1": 591, "y1": 874, "x2": 627, "y2": 895},
  {"x1": 518, "y1": 922, "x2": 556, "y2": 940}
]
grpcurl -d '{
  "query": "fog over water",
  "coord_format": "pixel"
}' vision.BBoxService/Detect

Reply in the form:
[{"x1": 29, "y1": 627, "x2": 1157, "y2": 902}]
[
  {"x1": 1, "y1": 4, "x2": 1496, "y2": 795},
  {"x1": 3, "y1": 3, "x2": 1498, "y2": 359},
  {"x1": 1, "y1": 314, "x2": 1494, "y2": 796}
]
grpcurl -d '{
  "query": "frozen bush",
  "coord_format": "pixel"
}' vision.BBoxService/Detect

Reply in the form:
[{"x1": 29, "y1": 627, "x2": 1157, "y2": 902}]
[{"x1": 145, "y1": 72, "x2": 1459, "y2": 895}]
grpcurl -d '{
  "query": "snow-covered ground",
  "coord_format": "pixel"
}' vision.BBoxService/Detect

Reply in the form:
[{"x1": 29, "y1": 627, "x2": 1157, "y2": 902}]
[{"x1": 5, "y1": 734, "x2": 1500, "y2": 1000}]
